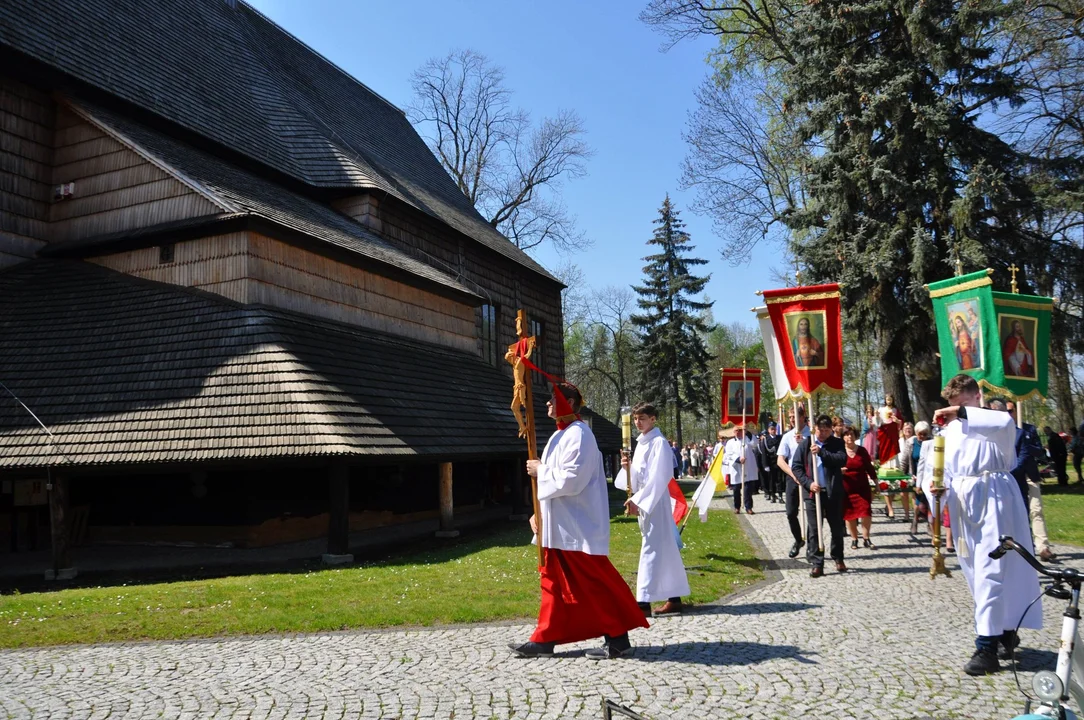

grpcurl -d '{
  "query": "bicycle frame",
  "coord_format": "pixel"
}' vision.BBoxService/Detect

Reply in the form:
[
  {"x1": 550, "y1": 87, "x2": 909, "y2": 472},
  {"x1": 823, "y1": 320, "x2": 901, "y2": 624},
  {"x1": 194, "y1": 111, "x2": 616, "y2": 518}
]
[{"x1": 994, "y1": 536, "x2": 1084, "y2": 719}]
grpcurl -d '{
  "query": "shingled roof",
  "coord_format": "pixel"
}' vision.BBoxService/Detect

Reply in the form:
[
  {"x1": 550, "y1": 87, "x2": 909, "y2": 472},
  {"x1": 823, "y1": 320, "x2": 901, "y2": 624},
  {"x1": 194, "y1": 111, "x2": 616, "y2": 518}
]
[
  {"x1": 0, "y1": 0, "x2": 559, "y2": 283},
  {"x1": 0, "y1": 261, "x2": 614, "y2": 469},
  {"x1": 39, "y1": 100, "x2": 479, "y2": 302}
]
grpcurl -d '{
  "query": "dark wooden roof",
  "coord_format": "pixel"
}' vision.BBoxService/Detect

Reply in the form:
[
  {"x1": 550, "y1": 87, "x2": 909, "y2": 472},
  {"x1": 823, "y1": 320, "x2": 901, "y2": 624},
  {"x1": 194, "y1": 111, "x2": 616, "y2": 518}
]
[
  {"x1": 38, "y1": 101, "x2": 479, "y2": 303},
  {"x1": 0, "y1": 0, "x2": 558, "y2": 284},
  {"x1": 0, "y1": 261, "x2": 614, "y2": 469}
]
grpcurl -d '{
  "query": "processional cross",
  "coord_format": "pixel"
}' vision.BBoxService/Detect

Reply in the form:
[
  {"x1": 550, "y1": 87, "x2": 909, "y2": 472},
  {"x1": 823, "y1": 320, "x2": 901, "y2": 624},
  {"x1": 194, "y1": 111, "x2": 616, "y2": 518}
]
[
  {"x1": 1008, "y1": 263, "x2": 1020, "y2": 294},
  {"x1": 505, "y1": 309, "x2": 544, "y2": 567}
]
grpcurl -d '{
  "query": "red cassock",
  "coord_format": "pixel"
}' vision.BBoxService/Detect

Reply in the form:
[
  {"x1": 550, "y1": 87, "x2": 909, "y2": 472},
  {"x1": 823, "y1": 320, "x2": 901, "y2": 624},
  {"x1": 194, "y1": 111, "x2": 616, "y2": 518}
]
[{"x1": 530, "y1": 548, "x2": 649, "y2": 644}]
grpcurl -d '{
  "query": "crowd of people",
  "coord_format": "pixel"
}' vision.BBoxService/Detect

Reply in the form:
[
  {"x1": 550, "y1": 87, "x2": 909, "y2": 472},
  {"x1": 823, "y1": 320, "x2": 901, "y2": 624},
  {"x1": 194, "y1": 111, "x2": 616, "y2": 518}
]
[{"x1": 509, "y1": 372, "x2": 1082, "y2": 678}]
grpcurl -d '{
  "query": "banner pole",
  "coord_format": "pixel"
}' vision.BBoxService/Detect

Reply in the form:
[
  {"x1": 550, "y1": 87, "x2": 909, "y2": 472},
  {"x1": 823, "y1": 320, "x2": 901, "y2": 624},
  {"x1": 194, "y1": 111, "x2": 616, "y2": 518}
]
[
  {"x1": 808, "y1": 395, "x2": 823, "y2": 553},
  {"x1": 795, "y1": 400, "x2": 806, "y2": 543}
]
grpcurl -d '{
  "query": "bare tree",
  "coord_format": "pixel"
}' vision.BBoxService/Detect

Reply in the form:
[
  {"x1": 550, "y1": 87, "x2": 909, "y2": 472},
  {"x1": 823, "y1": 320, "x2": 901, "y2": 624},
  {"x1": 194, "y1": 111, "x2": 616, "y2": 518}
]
[{"x1": 408, "y1": 50, "x2": 593, "y2": 252}]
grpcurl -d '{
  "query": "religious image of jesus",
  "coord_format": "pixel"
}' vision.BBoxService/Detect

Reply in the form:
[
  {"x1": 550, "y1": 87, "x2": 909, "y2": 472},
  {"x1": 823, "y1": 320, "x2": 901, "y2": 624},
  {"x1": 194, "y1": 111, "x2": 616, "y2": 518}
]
[
  {"x1": 1002, "y1": 319, "x2": 1035, "y2": 378},
  {"x1": 729, "y1": 383, "x2": 746, "y2": 418},
  {"x1": 791, "y1": 316, "x2": 824, "y2": 368}
]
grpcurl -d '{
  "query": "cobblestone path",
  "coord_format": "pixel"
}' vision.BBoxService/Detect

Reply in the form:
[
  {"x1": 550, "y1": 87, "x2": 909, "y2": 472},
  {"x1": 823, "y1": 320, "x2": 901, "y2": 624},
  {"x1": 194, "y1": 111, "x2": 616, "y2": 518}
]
[{"x1": 0, "y1": 497, "x2": 1073, "y2": 719}]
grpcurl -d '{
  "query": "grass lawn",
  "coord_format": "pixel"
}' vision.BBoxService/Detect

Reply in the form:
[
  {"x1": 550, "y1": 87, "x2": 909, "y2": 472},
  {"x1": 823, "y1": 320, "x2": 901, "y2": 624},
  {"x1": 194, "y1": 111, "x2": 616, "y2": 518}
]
[
  {"x1": 1037, "y1": 480, "x2": 1084, "y2": 547},
  {"x1": 0, "y1": 491, "x2": 761, "y2": 648}
]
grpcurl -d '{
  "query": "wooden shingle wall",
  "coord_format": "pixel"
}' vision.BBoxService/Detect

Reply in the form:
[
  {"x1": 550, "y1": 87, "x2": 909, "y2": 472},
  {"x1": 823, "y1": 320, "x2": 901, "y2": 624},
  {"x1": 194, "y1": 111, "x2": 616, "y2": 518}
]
[
  {"x1": 364, "y1": 196, "x2": 566, "y2": 376},
  {"x1": 90, "y1": 232, "x2": 477, "y2": 351},
  {"x1": 48, "y1": 107, "x2": 221, "y2": 242},
  {"x1": 0, "y1": 75, "x2": 53, "y2": 268}
]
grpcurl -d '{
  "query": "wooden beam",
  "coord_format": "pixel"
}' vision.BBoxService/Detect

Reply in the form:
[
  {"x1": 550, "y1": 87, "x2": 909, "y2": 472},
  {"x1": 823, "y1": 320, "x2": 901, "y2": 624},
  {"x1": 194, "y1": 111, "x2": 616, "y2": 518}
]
[
  {"x1": 46, "y1": 470, "x2": 76, "y2": 581},
  {"x1": 436, "y1": 461, "x2": 459, "y2": 538},
  {"x1": 323, "y1": 461, "x2": 353, "y2": 565}
]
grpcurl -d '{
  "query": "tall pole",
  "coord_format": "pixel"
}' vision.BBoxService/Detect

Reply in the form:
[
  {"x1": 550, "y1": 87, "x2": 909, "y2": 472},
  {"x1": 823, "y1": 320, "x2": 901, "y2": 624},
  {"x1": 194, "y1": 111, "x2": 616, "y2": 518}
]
[
  {"x1": 808, "y1": 395, "x2": 823, "y2": 552},
  {"x1": 507, "y1": 309, "x2": 544, "y2": 568}
]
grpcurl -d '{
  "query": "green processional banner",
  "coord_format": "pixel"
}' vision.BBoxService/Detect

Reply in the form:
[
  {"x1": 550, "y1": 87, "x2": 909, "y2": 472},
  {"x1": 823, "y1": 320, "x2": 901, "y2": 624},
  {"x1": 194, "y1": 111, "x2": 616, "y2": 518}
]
[
  {"x1": 927, "y1": 270, "x2": 1052, "y2": 400},
  {"x1": 989, "y1": 291, "x2": 1052, "y2": 401}
]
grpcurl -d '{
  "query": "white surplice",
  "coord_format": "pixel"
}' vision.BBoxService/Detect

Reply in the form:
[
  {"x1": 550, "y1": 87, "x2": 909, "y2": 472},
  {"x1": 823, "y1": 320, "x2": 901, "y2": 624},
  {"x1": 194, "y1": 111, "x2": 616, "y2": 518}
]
[
  {"x1": 536, "y1": 420, "x2": 609, "y2": 555},
  {"x1": 943, "y1": 408, "x2": 1042, "y2": 636},
  {"x1": 723, "y1": 436, "x2": 757, "y2": 485},
  {"x1": 616, "y1": 427, "x2": 690, "y2": 602}
]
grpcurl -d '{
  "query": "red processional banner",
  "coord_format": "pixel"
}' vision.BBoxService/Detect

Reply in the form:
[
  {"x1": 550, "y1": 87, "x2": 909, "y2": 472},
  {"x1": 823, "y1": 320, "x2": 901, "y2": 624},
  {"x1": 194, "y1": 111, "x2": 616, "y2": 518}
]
[
  {"x1": 762, "y1": 283, "x2": 844, "y2": 397},
  {"x1": 720, "y1": 367, "x2": 761, "y2": 427}
]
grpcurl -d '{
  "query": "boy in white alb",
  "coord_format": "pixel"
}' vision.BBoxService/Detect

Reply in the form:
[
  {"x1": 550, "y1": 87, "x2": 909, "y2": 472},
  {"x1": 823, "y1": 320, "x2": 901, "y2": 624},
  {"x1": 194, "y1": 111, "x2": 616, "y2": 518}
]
[{"x1": 617, "y1": 402, "x2": 691, "y2": 615}]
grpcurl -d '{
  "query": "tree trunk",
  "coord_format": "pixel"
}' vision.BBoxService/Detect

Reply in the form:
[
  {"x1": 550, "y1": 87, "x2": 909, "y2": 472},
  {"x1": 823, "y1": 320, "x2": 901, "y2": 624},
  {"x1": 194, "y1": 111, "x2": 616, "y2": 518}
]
[
  {"x1": 880, "y1": 349, "x2": 914, "y2": 422},
  {"x1": 674, "y1": 377, "x2": 683, "y2": 447},
  {"x1": 1050, "y1": 328, "x2": 1077, "y2": 430},
  {"x1": 906, "y1": 348, "x2": 945, "y2": 422}
]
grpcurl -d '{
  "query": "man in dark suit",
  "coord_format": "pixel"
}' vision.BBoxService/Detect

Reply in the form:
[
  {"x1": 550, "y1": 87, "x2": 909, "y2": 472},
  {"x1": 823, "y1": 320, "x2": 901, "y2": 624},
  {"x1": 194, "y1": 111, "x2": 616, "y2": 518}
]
[
  {"x1": 791, "y1": 414, "x2": 849, "y2": 578},
  {"x1": 1044, "y1": 425, "x2": 1069, "y2": 486},
  {"x1": 759, "y1": 423, "x2": 782, "y2": 502}
]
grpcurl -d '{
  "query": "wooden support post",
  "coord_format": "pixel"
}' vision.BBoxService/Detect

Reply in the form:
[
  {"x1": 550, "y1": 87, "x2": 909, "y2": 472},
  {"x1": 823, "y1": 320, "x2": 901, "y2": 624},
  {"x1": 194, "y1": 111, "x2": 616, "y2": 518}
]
[
  {"x1": 436, "y1": 461, "x2": 460, "y2": 538},
  {"x1": 46, "y1": 470, "x2": 76, "y2": 581},
  {"x1": 323, "y1": 461, "x2": 353, "y2": 565}
]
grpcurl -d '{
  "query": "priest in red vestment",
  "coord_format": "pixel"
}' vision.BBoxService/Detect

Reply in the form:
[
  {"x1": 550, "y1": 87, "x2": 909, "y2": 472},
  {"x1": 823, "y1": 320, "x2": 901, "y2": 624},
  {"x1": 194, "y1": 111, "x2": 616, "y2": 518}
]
[{"x1": 509, "y1": 382, "x2": 649, "y2": 660}]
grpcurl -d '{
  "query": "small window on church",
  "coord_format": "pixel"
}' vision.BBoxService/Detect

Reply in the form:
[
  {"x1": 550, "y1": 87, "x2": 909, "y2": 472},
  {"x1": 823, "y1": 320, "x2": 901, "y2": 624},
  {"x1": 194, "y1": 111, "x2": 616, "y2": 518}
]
[
  {"x1": 159, "y1": 244, "x2": 175, "y2": 264},
  {"x1": 480, "y1": 304, "x2": 499, "y2": 366}
]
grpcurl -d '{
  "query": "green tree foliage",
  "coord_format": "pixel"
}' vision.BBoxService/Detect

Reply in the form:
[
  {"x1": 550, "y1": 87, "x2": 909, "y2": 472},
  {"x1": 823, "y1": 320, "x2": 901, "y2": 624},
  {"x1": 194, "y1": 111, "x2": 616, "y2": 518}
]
[
  {"x1": 781, "y1": 0, "x2": 1042, "y2": 421},
  {"x1": 632, "y1": 196, "x2": 715, "y2": 446}
]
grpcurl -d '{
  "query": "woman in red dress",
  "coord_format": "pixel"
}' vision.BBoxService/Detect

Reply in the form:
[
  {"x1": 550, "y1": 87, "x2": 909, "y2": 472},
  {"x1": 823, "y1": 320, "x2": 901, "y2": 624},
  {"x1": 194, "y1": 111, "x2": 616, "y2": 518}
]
[{"x1": 841, "y1": 425, "x2": 877, "y2": 549}]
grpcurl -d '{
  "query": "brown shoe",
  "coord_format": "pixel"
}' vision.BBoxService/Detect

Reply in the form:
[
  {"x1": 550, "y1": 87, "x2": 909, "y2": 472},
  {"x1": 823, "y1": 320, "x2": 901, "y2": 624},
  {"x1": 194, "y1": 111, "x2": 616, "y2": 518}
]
[
  {"x1": 1039, "y1": 548, "x2": 1056, "y2": 562},
  {"x1": 653, "y1": 600, "x2": 683, "y2": 615},
  {"x1": 746, "y1": 509, "x2": 755, "y2": 515},
  {"x1": 835, "y1": 561, "x2": 848, "y2": 573},
  {"x1": 734, "y1": 508, "x2": 741, "y2": 514},
  {"x1": 810, "y1": 566, "x2": 824, "y2": 578}
]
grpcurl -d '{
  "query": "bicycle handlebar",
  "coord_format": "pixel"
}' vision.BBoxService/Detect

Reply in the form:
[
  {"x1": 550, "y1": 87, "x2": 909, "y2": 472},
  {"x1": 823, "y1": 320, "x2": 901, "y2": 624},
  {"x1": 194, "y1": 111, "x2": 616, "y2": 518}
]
[{"x1": 991, "y1": 535, "x2": 1082, "y2": 585}]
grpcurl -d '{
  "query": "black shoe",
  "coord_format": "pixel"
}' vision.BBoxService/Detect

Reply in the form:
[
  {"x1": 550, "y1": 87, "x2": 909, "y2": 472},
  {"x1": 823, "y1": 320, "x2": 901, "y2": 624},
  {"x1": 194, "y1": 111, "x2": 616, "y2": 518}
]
[
  {"x1": 963, "y1": 648, "x2": 1000, "y2": 675},
  {"x1": 637, "y1": 602, "x2": 652, "y2": 618},
  {"x1": 788, "y1": 540, "x2": 805, "y2": 558},
  {"x1": 998, "y1": 632, "x2": 1020, "y2": 660},
  {"x1": 851, "y1": 539, "x2": 858, "y2": 550},
  {"x1": 864, "y1": 538, "x2": 876, "y2": 550},
  {"x1": 509, "y1": 641, "x2": 555, "y2": 658},
  {"x1": 586, "y1": 634, "x2": 632, "y2": 660}
]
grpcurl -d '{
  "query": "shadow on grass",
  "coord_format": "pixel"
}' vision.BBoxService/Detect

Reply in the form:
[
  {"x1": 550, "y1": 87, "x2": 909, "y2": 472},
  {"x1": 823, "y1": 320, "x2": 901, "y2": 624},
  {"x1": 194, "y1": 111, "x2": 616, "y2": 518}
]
[
  {"x1": 0, "y1": 518, "x2": 531, "y2": 595},
  {"x1": 629, "y1": 640, "x2": 815, "y2": 666},
  {"x1": 704, "y1": 553, "x2": 763, "y2": 572}
]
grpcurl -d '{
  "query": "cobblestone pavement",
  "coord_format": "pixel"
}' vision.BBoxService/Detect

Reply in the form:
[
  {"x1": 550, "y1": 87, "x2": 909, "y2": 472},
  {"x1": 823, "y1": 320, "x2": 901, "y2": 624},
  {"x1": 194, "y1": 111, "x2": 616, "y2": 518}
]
[{"x1": 1, "y1": 496, "x2": 1075, "y2": 719}]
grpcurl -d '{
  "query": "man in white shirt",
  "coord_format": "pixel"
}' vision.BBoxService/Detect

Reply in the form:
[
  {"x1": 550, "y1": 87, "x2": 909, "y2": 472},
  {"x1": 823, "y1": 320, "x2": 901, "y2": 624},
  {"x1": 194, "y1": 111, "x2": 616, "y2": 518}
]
[
  {"x1": 724, "y1": 423, "x2": 759, "y2": 514},
  {"x1": 934, "y1": 374, "x2": 1041, "y2": 676},
  {"x1": 510, "y1": 382, "x2": 649, "y2": 660},
  {"x1": 619, "y1": 401, "x2": 691, "y2": 616},
  {"x1": 776, "y1": 404, "x2": 811, "y2": 558}
]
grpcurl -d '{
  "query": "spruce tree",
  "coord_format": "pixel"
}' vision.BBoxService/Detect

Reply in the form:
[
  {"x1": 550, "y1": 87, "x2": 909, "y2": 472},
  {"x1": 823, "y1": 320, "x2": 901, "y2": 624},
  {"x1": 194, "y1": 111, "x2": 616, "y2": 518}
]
[
  {"x1": 781, "y1": 0, "x2": 1039, "y2": 420},
  {"x1": 632, "y1": 195, "x2": 714, "y2": 446}
]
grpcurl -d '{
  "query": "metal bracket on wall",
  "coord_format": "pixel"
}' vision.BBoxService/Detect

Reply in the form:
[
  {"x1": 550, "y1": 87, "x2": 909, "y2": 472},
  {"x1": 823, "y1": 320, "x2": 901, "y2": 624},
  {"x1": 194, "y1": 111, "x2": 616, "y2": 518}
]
[{"x1": 601, "y1": 698, "x2": 649, "y2": 720}]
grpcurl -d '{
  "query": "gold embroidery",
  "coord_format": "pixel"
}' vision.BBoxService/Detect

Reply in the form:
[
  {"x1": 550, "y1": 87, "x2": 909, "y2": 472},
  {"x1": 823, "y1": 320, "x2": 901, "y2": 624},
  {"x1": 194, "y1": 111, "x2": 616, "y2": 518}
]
[
  {"x1": 926, "y1": 274, "x2": 993, "y2": 298},
  {"x1": 764, "y1": 291, "x2": 841, "y2": 305},
  {"x1": 993, "y1": 298, "x2": 1052, "y2": 311}
]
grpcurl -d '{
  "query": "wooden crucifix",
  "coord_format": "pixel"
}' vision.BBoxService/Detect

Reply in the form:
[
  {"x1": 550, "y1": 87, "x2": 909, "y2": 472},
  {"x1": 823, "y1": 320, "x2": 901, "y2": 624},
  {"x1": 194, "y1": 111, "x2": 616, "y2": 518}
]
[{"x1": 505, "y1": 309, "x2": 545, "y2": 567}]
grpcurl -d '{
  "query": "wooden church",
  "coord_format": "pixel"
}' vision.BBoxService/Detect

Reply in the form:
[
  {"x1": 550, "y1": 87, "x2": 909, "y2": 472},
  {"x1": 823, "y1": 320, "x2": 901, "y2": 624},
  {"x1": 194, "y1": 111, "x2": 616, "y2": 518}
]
[{"x1": 0, "y1": 0, "x2": 618, "y2": 574}]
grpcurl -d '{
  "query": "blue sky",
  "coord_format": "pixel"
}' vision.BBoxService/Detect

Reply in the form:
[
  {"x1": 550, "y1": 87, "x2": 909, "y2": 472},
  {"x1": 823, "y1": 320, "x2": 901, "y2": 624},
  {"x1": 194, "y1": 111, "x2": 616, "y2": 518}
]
[{"x1": 247, "y1": 0, "x2": 783, "y2": 327}]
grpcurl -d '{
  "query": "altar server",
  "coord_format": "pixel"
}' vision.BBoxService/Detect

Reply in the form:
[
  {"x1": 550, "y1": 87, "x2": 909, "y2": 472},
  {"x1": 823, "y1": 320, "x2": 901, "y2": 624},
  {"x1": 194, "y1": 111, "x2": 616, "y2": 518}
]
[
  {"x1": 618, "y1": 401, "x2": 691, "y2": 615},
  {"x1": 934, "y1": 374, "x2": 1042, "y2": 676},
  {"x1": 509, "y1": 382, "x2": 649, "y2": 660}
]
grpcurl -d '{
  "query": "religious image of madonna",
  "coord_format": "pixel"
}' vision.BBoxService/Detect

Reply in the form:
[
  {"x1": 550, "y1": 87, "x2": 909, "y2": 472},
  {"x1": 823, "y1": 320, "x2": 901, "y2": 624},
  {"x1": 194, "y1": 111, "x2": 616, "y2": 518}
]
[
  {"x1": 946, "y1": 299, "x2": 983, "y2": 371},
  {"x1": 999, "y1": 314, "x2": 1037, "y2": 379},
  {"x1": 784, "y1": 310, "x2": 828, "y2": 369}
]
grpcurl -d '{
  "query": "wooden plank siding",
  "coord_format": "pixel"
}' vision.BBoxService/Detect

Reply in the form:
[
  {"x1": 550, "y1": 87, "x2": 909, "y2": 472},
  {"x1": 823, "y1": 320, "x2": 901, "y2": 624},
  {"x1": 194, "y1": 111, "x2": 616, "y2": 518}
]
[
  {"x1": 365, "y1": 196, "x2": 566, "y2": 376},
  {"x1": 47, "y1": 107, "x2": 221, "y2": 242},
  {"x1": 90, "y1": 232, "x2": 477, "y2": 352},
  {"x1": 0, "y1": 74, "x2": 54, "y2": 259}
]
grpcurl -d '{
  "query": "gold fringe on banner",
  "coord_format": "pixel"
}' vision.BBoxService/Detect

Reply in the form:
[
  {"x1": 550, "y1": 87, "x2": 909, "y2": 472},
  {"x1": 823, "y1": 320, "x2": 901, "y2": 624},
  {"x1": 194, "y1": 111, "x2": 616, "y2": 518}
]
[{"x1": 764, "y1": 291, "x2": 841, "y2": 305}]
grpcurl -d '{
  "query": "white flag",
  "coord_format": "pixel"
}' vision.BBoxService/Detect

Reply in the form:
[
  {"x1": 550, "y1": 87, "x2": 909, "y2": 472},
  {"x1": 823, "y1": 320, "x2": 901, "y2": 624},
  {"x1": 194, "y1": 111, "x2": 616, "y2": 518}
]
[
  {"x1": 691, "y1": 475, "x2": 717, "y2": 523},
  {"x1": 754, "y1": 306, "x2": 791, "y2": 401}
]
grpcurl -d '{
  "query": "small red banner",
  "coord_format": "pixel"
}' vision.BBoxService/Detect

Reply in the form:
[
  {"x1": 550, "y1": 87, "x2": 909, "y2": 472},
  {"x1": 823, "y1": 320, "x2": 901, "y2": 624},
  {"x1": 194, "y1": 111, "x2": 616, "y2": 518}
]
[
  {"x1": 720, "y1": 367, "x2": 761, "y2": 427},
  {"x1": 762, "y1": 284, "x2": 843, "y2": 396}
]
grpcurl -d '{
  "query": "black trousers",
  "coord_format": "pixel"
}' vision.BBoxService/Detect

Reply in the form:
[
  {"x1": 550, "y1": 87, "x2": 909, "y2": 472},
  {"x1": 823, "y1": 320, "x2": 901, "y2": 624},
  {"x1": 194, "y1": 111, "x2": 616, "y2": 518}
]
[
  {"x1": 783, "y1": 476, "x2": 803, "y2": 543},
  {"x1": 767, "y1": 465, "x2": 782, "y2": 496},
  {"x1": 1075, "y1": 453, "x2": 1083, "y2": 482},
  {"x1": 732, "y1": 481, "x2": 755, "y2": 511},
  {"x1": 1055, "y1": 457, "x2": 1069, "y2": 485},
  {"x1": 805, "y1": 491, "x2": 845, "y2": 567}
]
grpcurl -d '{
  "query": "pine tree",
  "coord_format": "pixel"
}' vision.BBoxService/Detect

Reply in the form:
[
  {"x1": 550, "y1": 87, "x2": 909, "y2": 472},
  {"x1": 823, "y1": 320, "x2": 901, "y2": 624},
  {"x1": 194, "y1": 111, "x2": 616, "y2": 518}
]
[
  {"x1": 632, "y1": 195, "x2": 714, "y2": 446},
  {"x1": 781, "y1": 0, "x2": 1039, "y2": 420}
]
